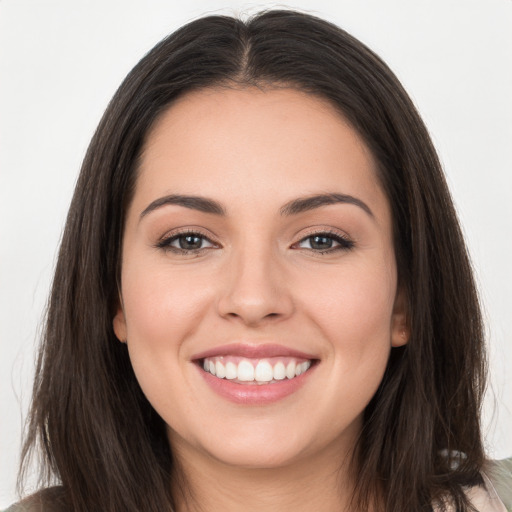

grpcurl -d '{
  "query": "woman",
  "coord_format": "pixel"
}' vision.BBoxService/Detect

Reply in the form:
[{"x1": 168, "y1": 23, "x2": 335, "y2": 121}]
[{"x1": 7, "y1": 9, "x2": 511, "y2": 512}]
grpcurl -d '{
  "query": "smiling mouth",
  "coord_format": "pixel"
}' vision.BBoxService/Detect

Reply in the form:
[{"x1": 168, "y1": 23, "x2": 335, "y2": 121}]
[{"x1": 200, "y1": 356, "x2": 315, "y2": 385}]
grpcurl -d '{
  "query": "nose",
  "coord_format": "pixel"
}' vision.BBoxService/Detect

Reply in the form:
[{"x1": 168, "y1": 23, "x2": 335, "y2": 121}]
[{"x1": 216, "y1": 244, "x2": 294, "y2": 327}]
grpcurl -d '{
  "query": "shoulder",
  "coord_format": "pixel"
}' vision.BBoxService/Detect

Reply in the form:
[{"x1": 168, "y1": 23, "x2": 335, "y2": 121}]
[
  {"x1": 484, "y1": 458, "x2": 512, "y2": 511},
  {"x1": 457, "y1": 458, "x2": 512, "y2": 512},
  {"x1": 2, "y1": 487, "x2": 68, "y2": 512}
]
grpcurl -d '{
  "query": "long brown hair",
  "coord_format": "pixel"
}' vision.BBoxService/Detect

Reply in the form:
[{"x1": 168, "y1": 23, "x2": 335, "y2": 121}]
[{"x1": 19, "y1": 10, "x2": 486, "y2": 512}]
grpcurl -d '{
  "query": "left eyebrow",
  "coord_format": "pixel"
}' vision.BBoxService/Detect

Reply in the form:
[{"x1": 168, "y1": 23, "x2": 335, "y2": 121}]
[
  {"x1": 139, "y1": 194, "x2": 226, "y2": 220},
  {"x1": 280, "y1": 193, "x2": 374, "y2": 218}
]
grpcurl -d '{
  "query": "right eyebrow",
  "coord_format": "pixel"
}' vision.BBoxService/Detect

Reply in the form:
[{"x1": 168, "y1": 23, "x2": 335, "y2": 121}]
[{"x1": 139, "y1": 194, "x2": 226, "y2": 220}]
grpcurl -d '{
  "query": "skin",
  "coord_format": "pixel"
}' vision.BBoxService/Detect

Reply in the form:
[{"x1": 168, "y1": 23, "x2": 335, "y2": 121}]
[{"x1": 114, "y1": 87, "x2": 408, "y2": 512}]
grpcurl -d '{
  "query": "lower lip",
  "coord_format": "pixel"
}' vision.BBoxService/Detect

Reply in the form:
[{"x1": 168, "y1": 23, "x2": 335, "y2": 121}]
[{"x1": 197, "y1": 365, "x2": 315, "y2": 405}]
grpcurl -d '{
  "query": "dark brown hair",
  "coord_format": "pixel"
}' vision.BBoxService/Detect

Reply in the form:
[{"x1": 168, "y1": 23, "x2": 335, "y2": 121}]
[{"x1": 19, "y1": 10, "x2": 486, "y2": 512}]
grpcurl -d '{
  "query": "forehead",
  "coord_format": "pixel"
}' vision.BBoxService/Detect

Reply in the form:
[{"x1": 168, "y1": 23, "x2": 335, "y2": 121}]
[{"x1": 135, "y1": 87, "x2": 388, "y2": 220}]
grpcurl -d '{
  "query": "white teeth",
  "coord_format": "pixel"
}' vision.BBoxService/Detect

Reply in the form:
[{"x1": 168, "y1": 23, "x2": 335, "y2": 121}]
[
  {"x1": 273, "y1": 361, "x2": 286, "y2": 380},
  {"x1": 202, "y1": 357, "x2": 313, "y2": 383},
  {"x1": 286, "y1": 361, "x2": 296, "y2": 379},
  {"x1": 254, "y1": 360, "x2": 273, "y2": 382},
  {"x1": 294, "y1": 361, "x2": 311, "y2": 376},
  {"x1": 225, "y1": 361, "x2": 237, "y2": 379},
  {"x1": 215, "y1": 360, "x2": 226, "y2": 378},
  {"x1": 237, "y1": 360, "x2": 255, "y2": 381}
]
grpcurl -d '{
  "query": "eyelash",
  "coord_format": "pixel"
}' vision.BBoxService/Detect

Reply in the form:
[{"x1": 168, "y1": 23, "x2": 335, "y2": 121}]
[{"x1": 155, "y1": 229, "x2": 354, "y2": 255}]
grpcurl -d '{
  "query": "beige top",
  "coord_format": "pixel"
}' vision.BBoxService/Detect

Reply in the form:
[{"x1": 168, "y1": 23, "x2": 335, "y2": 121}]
[
  {"x1": 482, "y1": 458, "x2": 512, "y2": 511},
  {"x1": 459, "y1": 472, "x2": 509, "y2": 512}
]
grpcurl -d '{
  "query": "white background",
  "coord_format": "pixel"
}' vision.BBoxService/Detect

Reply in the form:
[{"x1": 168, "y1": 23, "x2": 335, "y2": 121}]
[{"x1": 1, "y1": 0, "x2": 511, "y2": 507}]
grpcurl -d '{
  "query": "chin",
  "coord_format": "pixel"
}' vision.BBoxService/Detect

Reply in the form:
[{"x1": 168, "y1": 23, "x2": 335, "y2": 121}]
[{"x1": 206, "y1": 441, "x2": 308, "y2": 470}]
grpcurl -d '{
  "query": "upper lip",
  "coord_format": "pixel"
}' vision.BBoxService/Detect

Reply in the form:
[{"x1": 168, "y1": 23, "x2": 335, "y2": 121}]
[{"x1": 191, "y1": 343, "x2": 318, "y2": 361}]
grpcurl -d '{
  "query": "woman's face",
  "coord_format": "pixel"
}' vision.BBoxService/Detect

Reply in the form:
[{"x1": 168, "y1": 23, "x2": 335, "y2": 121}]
[{"x1": 114, "y1": 87, "x2": 408, "y2": 470}]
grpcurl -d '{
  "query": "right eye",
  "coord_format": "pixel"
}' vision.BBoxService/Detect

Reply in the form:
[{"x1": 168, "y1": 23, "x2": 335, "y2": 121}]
[{"x1": 156, "y1": 231, "x2": 217, "y2": 254}]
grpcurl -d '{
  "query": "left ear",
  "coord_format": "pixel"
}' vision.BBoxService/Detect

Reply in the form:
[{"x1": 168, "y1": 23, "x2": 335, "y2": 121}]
[
  {"x1": 390, "y1": 286, "x2": 410, "y2": 347},
  {"x1": 113, "y1": 303, "x2": 128, "y2": 343}
]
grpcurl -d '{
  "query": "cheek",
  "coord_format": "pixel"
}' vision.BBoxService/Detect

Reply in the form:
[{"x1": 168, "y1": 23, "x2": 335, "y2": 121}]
[
  {"x1": 119, "y1": 263, "x2": 215, "y2": 420},
  {"x1": 296, "y1": 258, "x2": 396, "y2": 383},
  {"x1": 119, "y1": 261, "x2": 215, "y2": 403},
  {"x1": 121, "y1": 262, "x2": 213, "y2": 343},
  {"x1": 302, "y1": 258, "x2": 396, "y2": 336}
]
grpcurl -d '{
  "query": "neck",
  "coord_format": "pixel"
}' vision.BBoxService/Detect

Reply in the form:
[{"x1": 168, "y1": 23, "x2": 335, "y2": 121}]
[{"x1": 170, "y1": 437, "x2": 359, "y2": 512}]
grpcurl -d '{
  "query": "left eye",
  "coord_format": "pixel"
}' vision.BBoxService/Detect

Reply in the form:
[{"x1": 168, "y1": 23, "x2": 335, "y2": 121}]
[
  {"x1": 160, "y1": 233, "x2": 215, "y2": 252},
  {"x1": 297, "y1": 233, "x2": 353, "y2": 251}
]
